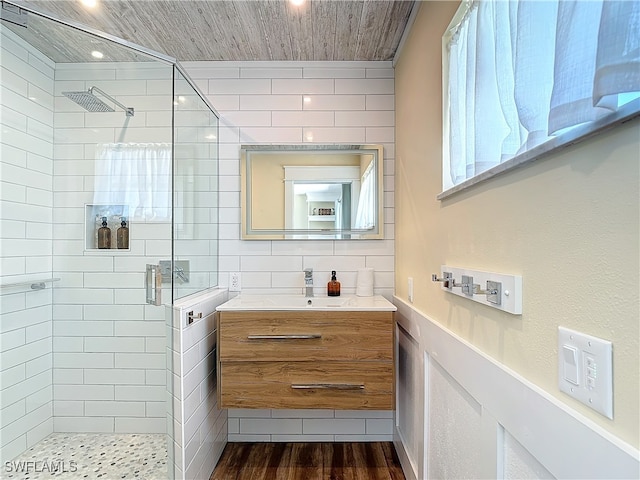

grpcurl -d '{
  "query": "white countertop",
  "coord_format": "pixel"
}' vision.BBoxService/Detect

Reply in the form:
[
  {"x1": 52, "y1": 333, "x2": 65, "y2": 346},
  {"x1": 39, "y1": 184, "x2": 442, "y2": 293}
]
[{"x1": 216, "y1": 294, "x2": 397, "y2": 312}]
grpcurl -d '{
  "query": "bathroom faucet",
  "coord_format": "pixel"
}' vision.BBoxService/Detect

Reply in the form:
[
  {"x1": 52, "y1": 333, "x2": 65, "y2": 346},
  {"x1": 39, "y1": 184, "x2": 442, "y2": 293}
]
[{"x1": 304, "y1": 268, "x2": 314, "y2": 297}]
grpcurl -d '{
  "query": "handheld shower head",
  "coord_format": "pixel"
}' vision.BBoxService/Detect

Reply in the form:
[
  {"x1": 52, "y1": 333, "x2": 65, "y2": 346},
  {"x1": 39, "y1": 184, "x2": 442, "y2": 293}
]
[{"x1": 62, "y1": 86, "x2": 134, "y2": 116}]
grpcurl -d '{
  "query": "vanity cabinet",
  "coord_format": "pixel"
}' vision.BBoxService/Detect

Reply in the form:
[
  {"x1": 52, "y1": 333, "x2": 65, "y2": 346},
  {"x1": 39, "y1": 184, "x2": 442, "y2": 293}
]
[{"x1": 217, "y1": 310, "x2": 394, "y2": 410}]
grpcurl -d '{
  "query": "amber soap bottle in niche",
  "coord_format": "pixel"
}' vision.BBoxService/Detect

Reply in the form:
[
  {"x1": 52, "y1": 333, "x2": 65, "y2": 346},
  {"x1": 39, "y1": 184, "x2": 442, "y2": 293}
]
[
  {"x1": 117, "y1": 217, "x2": 129, "y2": 249},
  {"x1": 327, "y1": 270, "x2": 341, "y2": 296},
  {"x1": 97, "y1": 216, "x2": 111, "y2": 249}
]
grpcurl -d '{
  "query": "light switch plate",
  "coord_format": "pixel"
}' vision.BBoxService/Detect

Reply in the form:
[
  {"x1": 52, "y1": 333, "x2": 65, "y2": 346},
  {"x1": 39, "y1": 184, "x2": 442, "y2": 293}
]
[{"x1": 558, "y1": 326, "x2": 613, "y2": 419}]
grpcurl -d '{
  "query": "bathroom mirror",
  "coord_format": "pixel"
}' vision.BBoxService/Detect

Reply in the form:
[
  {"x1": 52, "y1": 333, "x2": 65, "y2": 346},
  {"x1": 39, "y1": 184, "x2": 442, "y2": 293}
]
[{"x1": 241, "y1": 144, "x2": 384, "y2": 240}]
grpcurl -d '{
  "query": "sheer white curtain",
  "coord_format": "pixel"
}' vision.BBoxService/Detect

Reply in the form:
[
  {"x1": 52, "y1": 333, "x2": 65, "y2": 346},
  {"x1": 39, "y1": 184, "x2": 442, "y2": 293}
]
[
  {"x1": 514, "y1": 0, "x2": 558, "y2": 149},
  {"x1": 445, "y1": 0, "x2": 640, "y2": 189},
  {"x1": 549, "y1": 1, "x2": 611, "y2": 133},
  {"x1": 593, "y1": 1, "x2": 640, "y2": 107},
  {"x1": 354, "y1": 163, "x2": 376, "y2": 230},
  {"x1": 93, "y1": 143, "x2": 172, "y2": 220}
]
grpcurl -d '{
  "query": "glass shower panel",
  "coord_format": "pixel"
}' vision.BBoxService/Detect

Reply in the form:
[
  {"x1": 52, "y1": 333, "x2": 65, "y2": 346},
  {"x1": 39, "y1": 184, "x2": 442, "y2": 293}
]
[
  {"x1": 0, "y1": 5, "x2": 175, "y2": 474},
  {"x1": 53, "y1": 50, "x2": 175, "y2": 445},
  {"x1": 172, "y1": 68, "x2": 219, "y2": 301}
]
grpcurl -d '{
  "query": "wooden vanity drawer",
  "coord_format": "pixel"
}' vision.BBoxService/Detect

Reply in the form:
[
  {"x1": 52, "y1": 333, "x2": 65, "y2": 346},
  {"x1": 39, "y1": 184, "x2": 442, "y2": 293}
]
[
  {"x1": 218, "y1": 310, "x2": 393, "y2": 362},
  {"x1": 219, "y1": 361, "x2": 393, "y2": 410}
]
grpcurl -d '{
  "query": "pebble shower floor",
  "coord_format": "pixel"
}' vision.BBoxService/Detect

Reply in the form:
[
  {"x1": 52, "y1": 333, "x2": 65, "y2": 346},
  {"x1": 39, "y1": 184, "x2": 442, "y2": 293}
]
[{"x1": 3, "y1": 433, "x2": 168, "y2": 479}]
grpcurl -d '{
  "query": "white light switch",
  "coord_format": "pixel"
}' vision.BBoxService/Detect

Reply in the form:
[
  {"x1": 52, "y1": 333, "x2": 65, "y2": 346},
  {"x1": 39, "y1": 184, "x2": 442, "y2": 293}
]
[
  {"x1": 562, "y1": 345, "x2": 579, "y2": 385},
  {"x1": 558, "y1": 327, "x2": 613, "y2": 419}
]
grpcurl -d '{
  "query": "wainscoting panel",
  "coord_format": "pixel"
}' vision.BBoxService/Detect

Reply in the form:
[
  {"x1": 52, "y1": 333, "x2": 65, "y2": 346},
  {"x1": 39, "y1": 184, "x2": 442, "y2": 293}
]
[
  {"x1": 428, "y1": 361, "x2": 484, "y2": 479},
  {"x1": 503, "y1": 430, "x2": 554, "y2": 479},
  {"x1": 393, "y1": 296, "x2": 640, "y2": 480},
  {"x1": 396, "y1": 325, "x2": 422, "y2": 479}
]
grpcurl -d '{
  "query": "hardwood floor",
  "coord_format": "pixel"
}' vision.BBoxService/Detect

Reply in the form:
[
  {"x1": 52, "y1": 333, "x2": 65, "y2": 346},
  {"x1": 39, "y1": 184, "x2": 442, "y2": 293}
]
[{"x1": 210, "y1": 442, "x2": 405, "y2": 480}]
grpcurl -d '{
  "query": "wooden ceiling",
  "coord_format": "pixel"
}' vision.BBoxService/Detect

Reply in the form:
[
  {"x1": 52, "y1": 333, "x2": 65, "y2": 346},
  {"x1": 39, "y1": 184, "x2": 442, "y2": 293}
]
[{"x1": 5, "y1": 0, "x2": 416, "y2": 63}]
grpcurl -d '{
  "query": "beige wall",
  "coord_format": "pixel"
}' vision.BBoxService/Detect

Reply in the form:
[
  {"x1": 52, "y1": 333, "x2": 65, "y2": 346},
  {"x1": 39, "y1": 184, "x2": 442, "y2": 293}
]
[{"x1": 395, "y1": 1, "x2": 639, "y2": 448}]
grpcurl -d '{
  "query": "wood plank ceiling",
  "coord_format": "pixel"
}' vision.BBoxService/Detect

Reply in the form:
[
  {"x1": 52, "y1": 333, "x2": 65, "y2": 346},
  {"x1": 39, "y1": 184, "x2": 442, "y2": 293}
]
[{"x1": 6, "y1": 0, "x2": 416, "y2": 63}]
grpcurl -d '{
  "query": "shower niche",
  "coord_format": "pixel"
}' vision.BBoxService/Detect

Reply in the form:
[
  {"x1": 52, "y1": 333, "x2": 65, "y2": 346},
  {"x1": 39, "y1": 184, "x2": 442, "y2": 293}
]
[{"x1": 84, "y1": 204, "x2": 131, "y2": 251}]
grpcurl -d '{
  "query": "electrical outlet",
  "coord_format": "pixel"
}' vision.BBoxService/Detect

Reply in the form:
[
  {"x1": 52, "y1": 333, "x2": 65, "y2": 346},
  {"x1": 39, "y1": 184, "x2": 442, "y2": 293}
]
[{"x1": 229, "y1": 272, "x2": 241, "y2": 292}]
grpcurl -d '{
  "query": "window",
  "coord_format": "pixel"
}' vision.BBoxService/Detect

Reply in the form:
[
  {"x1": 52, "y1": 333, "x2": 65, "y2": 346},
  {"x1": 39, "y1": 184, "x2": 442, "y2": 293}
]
[{"x1": 442, "y1": 0, "x2": 640, "y2": 197}]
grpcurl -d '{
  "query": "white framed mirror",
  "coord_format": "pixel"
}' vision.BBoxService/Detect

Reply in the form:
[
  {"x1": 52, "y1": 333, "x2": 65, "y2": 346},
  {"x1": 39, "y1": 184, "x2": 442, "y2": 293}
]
[{"x1": 241, "y1": 144, "x2": 384, "y2": 240}]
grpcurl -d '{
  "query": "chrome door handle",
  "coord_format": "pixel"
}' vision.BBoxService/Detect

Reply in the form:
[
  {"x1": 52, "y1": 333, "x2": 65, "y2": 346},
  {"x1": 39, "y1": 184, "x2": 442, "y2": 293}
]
[{"x1": 145, "y1": 264, "x2": 162, "y2": 306}]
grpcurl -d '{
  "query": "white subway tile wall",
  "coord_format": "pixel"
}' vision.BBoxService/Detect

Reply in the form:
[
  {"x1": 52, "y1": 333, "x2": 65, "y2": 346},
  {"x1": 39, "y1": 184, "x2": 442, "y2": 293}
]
[
  {"x1": 227, "y1": 409, "x2": 394, "y2": 442},
  {"x1": 170, "y1": 289, "x2": 227, "y2": 480},
  {"x1": 183, "y1": 60, "x2": 396, "y2": 441},
  {"x1": 48, "y1": 60, "x2": 190, "y2": 438},
  {"x1": 183, "y1": 60, "x2": 395, "y2": 299},
  {"x1": 0, "y1": 27, "x2": 55, "y2": 463}
]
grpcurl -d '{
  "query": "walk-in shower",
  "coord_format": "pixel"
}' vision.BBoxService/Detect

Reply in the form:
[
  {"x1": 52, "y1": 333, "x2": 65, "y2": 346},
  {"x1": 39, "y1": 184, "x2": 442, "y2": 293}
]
[
  {"x1": 62, "y1": 87, "x2": 135, "y2": 116},
  {"x1": 0, "y1": 1, "x2": 220, "y2": 478}
]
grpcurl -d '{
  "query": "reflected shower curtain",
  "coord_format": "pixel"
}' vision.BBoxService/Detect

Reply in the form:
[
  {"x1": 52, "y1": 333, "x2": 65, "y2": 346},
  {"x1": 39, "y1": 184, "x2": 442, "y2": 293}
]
[
  {"x1": 93, "y1": 143, "x2": 171, "y2": 221},
  {"x1": 354, "y1": 163, "x2": 375, "y2": 230}
]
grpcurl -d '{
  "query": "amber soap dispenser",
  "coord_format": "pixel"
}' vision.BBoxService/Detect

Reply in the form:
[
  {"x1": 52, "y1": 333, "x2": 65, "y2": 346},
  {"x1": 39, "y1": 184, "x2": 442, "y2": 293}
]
[
  {"x1": 327, "y1": 270, "x2": 341, "y2": 296},
  {"x1": 117, "y1": 217, "x2": 129, "y2": 249},
  {"x1": 97, "y1": 216, "x2": 111, "y2": 249}
]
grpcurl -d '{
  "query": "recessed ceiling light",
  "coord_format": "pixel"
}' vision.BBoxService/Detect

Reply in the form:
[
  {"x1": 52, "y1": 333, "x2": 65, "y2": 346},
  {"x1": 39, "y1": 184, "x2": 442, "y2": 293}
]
[
  {"x1": 81, "y1": 0, "x2": 98, "y2": 8},
  {"x1": 290, "y1": 0, "x2": 305, "y2": 6},
  {"x1": 303, "y1": 96, "x2": 311, "y2": 103},
  {"x1": 91, "y1": 50, "x2": 104, "y2": 59}
]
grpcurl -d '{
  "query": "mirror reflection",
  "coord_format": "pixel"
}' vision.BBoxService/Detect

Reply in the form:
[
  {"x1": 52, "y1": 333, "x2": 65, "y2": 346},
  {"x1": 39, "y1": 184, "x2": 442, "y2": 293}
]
[{"x1": 241, "y1": 145, "x2": 384, "y2": 240}]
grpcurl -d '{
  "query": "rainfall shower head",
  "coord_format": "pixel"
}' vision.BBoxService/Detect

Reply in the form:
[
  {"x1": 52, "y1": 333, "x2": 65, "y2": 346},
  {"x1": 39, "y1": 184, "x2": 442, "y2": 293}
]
[
  {"x1": 63, "y1": 90, "x2": 114, "y2": 112},
  {"x1": 62, "y1": 86, "x2": 134, "y2": 116}
]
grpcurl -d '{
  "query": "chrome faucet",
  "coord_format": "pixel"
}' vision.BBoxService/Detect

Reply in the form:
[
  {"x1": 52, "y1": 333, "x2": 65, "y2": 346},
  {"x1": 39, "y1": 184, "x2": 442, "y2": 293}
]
[
  {"x1": 174, "y1": 266, "x2": 189, "y2": 283},
  {"x1": 303, "y1": 268, "x2": 314, "y2": 297}
]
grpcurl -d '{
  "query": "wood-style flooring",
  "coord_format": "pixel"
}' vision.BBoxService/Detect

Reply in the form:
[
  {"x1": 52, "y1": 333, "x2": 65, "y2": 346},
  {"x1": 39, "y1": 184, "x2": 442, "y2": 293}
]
[{"x1": 210, "y1": 442, "x2": 405, "y2": 480}]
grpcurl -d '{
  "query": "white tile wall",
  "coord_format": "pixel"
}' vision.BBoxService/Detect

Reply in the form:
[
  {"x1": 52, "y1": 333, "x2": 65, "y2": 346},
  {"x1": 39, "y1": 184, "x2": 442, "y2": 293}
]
[
  {"x1": 182, "y1": 60, "x2": 396, "y2": 442},
  {"x1": 51, "y1": 62, "x2": 174, "y2": 434},
  {"x1": 170, "y1": 289, "x2": 227, "y2": 480},
  {"x1": 227, "y1": 409, "x2": 394, "y2": 442},
  {"x1": 183, "y1": 60, "x2": 395, "y2": 300},
  {"x1": 0, "y1": 26, "x2": 55, "y2": 464}
]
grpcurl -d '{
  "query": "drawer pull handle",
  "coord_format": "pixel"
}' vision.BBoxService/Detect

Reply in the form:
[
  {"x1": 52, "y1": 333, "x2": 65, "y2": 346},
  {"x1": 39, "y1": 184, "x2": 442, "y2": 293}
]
[
  {"x1": 291, "y1": 383, "x2": 365, "y2": 390},
  {"x1": 247, "y1": 334, "x2": 321, "y2": 340}
]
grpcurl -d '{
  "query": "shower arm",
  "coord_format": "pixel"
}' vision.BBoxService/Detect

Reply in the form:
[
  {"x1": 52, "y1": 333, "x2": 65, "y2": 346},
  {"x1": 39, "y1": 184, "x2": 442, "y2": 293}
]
[{"x1": 90, "y1": 86, "x2": 134, "y2": 117}]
